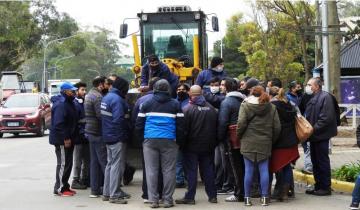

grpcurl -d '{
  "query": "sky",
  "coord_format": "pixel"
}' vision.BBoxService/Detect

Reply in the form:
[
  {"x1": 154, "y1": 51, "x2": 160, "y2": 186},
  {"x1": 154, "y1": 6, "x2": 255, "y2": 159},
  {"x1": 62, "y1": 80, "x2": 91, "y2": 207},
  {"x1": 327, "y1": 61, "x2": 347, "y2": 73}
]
[{"x1": 55, "y1": 0, "x2": 253, "y2": 55}]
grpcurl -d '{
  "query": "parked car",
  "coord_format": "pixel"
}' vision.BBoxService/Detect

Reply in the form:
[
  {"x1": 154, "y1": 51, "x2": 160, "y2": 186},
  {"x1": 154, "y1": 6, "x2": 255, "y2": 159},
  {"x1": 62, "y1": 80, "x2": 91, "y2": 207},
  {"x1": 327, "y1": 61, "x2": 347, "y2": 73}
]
[{"x1": 0, "y1": 93, "x2": 51, "y2": 137}]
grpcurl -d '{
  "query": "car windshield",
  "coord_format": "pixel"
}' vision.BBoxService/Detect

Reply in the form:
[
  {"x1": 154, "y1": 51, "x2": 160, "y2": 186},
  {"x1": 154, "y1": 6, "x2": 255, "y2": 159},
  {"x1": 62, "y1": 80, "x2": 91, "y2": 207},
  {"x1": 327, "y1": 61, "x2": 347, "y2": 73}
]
[{"x1": 3, "y1": 95, "x2": 39, "y2": 108}]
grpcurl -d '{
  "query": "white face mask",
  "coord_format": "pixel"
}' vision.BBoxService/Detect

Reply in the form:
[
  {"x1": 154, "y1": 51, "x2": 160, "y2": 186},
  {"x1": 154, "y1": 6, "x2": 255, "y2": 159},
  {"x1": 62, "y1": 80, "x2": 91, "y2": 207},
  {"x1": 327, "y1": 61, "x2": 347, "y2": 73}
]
[
  {"x1": 210, "y1": 86, "x2": 220, "y2": 94},
  {"x1": 305, "y1": 85, "x2": 313, "y2": 95},
  {"x1": 213, "y1": 66, "x2": 224, "y2": 72}
]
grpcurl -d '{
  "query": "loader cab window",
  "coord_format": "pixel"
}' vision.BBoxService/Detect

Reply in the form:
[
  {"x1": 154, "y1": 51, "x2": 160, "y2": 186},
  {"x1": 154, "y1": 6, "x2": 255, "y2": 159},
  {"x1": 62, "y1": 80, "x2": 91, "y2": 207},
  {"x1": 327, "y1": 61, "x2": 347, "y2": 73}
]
[{"x1": 143, "y1": 23, "x2": 198, "y2": 61}]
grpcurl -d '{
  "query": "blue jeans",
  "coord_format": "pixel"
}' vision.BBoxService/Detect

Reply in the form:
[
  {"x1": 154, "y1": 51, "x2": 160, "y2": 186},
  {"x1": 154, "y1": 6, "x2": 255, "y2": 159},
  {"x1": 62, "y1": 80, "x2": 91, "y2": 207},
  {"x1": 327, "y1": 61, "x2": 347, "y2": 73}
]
[
  {"x1": 176, "y1": 151, "x2": 185, "y2": 184},
  {"x1": 352, "y1": 175, "x2": 360, "y2": 205},
  {"x1": 244, "y1": 157, "x2": 269, "y2": 197}
]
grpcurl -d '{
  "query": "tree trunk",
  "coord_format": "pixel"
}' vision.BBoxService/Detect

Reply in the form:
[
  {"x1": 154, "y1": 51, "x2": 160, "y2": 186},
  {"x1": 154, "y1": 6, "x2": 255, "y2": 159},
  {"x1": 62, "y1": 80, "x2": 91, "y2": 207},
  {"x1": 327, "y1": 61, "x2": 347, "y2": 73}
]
[
  {"x1": 300, "y1": 35, "x2": 310, "y2": 81},
  {"x1": 328, "y1": 1, "x2": 341, "y2": 101}
]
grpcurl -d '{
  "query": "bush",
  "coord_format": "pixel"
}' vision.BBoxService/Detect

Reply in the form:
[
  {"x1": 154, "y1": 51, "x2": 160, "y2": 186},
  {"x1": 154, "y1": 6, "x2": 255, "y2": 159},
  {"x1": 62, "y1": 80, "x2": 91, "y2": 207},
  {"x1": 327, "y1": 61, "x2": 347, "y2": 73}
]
[{"x1": 332, "y1": 161, "x2": 360, "y2": 182}]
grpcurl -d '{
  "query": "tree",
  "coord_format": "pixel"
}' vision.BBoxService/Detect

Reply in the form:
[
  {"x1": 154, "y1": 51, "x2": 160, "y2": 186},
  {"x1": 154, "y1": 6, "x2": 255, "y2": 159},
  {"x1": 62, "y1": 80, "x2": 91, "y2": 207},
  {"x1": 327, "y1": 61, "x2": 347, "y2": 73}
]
[
  {"x1": 0, "y1": 2, "x2": 41, "y2": 71},
  {"x1": 338, "y1": 0, "x2": 360, "y2": 18},
  {"x1": 257, "y1": 1, "x2": 315, "y2": 81}
]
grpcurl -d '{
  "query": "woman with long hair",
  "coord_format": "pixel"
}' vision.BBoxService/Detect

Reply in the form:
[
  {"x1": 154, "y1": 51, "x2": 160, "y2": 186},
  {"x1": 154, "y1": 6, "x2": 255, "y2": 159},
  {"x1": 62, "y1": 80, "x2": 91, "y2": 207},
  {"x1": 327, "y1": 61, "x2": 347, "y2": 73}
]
[{"x1": 237, "y1": 86, "x2": 281, "y2": 206}]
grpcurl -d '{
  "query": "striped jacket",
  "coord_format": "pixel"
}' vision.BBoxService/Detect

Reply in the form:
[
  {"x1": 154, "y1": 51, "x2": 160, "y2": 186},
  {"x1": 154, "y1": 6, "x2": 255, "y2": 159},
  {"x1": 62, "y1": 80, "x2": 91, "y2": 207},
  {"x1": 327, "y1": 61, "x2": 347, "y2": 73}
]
[{"x1": 135, "y1": 92, "x2": 185, "y2": 146}]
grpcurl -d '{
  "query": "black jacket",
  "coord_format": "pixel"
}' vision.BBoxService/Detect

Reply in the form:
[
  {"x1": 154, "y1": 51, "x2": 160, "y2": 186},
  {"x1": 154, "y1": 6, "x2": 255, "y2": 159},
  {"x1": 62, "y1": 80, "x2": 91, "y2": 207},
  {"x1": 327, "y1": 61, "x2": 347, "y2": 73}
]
[
  {"x1": 305, "y1": 90, "x2": 338, "y2": 142},
  {"x1": 203, "y1": 92, "x2": 225, "y2": 109},
  {"x1": 217, "y1": 91, "x2": 245, "y2": 143},
  {"x1": 49, "y1": 94, "x2": 78, "y2": 145},
  {"x1": 271, "y1": 99, "x2": 298, "y2": 149},
  {"x1": 183, "y1": 96, "x2": 218, "y2": 153}
]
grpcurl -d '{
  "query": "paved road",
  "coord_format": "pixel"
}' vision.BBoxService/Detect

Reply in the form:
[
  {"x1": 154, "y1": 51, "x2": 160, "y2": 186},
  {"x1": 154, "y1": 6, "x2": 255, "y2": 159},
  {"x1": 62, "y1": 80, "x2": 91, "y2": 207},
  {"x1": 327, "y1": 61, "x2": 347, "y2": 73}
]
[{"x1": 0, "y1": 133, "x2": 353, "y2": 210}]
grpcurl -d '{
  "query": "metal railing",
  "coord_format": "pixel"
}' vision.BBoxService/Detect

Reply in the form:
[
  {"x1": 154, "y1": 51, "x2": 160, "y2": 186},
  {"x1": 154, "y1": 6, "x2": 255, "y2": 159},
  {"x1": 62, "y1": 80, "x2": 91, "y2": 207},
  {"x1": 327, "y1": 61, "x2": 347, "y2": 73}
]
[{"x1": 339, "y1": 104, "x2": 360, "y2": 129}]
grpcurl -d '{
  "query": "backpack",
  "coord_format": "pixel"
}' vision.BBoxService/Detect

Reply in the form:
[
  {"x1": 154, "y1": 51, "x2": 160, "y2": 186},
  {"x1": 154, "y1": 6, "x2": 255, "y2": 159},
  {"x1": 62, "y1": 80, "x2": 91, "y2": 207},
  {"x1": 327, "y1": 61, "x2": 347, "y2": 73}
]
[{"x1": 329, "y1": 94, "x2": 341, "y2": 126}]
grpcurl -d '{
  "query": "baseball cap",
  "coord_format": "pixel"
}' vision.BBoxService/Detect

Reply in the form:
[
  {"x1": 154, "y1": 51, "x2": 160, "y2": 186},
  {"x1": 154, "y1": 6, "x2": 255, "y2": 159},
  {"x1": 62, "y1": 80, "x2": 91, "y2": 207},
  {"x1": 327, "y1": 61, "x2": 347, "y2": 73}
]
[{"x1": 60, "y1": 82, "x2": 78, "y2": 91}]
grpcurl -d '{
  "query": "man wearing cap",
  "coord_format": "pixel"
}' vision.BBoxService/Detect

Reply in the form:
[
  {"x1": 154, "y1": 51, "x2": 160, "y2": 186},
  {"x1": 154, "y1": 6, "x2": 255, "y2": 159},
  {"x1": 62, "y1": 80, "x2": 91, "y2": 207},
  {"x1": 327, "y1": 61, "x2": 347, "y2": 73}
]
[
  {"x1": 136, "y1": 79, "x2": 186, "y2": 208},
  {"x1": 195, "y1": 57, "x2": 227, "y2": 93},
  {"x1": 49, "y1": 82, "x2": 79, "y2": 196},
  {"x1": 140, "y1": 54, "x2": 179, "y2": 97}
]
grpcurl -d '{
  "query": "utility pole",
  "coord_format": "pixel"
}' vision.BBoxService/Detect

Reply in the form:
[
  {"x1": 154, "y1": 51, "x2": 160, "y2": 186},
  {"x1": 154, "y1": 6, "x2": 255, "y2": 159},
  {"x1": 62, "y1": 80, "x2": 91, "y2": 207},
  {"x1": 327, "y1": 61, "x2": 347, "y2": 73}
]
[
  {"x1": 321, "y1": 0, "x2": 330, "y2": 93},
  {"x1": 315, "y1": 1, "x2": 322, "y2": 67},
  {"x1": 328, "y1": 0, "x2": 341, "y2": 100}
]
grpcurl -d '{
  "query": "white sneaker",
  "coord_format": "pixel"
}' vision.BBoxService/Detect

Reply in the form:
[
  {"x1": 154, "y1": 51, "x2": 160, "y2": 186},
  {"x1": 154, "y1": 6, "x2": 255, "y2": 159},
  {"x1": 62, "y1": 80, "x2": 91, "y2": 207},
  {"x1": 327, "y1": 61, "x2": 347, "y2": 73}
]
[
  {"x1": 225, "y1": 195, "x2": 240, "y2": 202},
  {"x1": 143, "y1": 199, "x2": 152, "y2": 204},
  {"x1": 89, "y1": 194, "x2": 100, "y2": 198}
]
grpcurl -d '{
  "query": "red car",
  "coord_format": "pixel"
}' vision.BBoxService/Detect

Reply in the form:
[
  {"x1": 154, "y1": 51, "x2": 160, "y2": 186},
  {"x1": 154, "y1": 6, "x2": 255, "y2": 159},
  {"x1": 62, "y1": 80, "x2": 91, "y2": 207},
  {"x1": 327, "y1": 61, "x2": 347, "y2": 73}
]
[{"x1": 0, "y1": 93, "x2": 51, "y2": 137}]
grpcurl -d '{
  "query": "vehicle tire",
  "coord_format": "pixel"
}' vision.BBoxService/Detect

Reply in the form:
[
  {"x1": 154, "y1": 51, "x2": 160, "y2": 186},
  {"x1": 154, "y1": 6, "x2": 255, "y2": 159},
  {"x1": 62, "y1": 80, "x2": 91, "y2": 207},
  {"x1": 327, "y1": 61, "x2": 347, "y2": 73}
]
[
  {"x1": 13, "y1": 133, "x2": 19, "y2": 137},
  {"x1": 36, "y1": 121, "x2": 45, "y2": 137},
  {"x1": 0, "y1": 133, "x2": 3, "y2": 138}
]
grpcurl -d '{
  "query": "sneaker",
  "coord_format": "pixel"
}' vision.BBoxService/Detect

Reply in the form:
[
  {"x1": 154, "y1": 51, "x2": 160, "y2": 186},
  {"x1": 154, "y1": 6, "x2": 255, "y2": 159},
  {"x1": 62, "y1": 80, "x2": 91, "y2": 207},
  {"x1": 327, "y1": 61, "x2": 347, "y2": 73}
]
[
  {"x1": 109, "y1": 197, "x2": 128, "y2": 204},
  {"x1": 301, "y1": 169, "x2": 313, "y2": 175},
  {"x1": 102, "y1": 196, "x2": 110, "y2": 201},
  {"x1": 244, "y1": 197, "x2": 252, "y2": 206},
  {"x1": 217, "y1": 188, "x2": 234, "y2": 195},
  {"x1": 350, "y1": 203, "x2": 360, "y2": 210},
  {"x1": 208, "y1": 197, "x2": 217, "y2": 203},
  {"x1": 175, "y1": 198, "x2": 195, "y2": 205},
  {"x1": 59, "y1": 190, "x2": 75, "y2": 197},
  {"x1": 68, "y1": 189, "x2": 77, "y2": 194},
  {"x1": 163, "y1": 202, "x2": 174, "y2": 208},
  {"x1": 150, "y1": 202, "x2": 160, "y2": 208},
  {"x1": 144, "y1": 199, "x2": 152, "y2": 204},
  {"x1": 89, "y1": 194, "x2": 100, "y2": 198},
  {"x1": 261, "y1": 197, "x2": 270, "y2": 206},
  {"x1": 71, "y1": 180, "x2": 87, "y2": 189},
  {"x1": 225, "y1": 195, "x2": 241, "y2": 202},
  {"x1": 119, "y1": 191, "x2": 131, "y2": 199}
]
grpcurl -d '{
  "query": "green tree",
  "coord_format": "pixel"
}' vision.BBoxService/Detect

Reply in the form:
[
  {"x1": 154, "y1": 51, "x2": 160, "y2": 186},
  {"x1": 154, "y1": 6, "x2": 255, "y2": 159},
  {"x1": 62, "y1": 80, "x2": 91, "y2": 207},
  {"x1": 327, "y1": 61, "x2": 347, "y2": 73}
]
[
  {"x1": 338, "y1": 0, "x2": 360, "y2": 18},
  {"x1": 0, "y1": 2, "x2": 41, "y2": 71},
  {"x1": 213, "y1": 13, "x2": 248, "y2": 78}
]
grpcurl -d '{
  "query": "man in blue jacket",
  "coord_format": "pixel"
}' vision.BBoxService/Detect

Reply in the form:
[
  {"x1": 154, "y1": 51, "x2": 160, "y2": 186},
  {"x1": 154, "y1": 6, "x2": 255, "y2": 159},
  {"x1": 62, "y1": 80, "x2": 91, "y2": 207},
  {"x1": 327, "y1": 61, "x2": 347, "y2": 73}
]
[
  {"x1": 195, "y1": 57, "x2": 227, "y2": 93},
  {"x1": 101, "y1": 77, "x2": 130, "y2": 204},
  {"x1": 140, "y1": 54, "x2": 179, "y2": 97},
  {"x1": 50, "y1": 82, "x2": 79, "y2": 196},
  {"x1": 136, "y1": 79, "x2": 186, "y2": 208}
]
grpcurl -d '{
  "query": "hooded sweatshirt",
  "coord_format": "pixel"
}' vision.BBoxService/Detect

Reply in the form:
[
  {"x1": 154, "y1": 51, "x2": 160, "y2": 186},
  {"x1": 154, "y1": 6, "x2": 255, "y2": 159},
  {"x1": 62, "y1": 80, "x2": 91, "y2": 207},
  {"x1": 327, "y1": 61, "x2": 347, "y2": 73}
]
[
  {"x1": 182, "y1": 95, "x2": 218, "y2": 152},
  {"x1": 236, "y1": 95, "x2": 281, "y2": 162}
]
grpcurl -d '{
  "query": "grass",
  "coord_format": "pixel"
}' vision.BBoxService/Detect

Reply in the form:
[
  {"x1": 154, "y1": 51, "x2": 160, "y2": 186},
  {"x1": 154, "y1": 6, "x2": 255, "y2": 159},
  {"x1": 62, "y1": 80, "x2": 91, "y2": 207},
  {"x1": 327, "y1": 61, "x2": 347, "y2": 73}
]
[{"x1": 332, "y1": 161, "x2": 360, "y2": 182}]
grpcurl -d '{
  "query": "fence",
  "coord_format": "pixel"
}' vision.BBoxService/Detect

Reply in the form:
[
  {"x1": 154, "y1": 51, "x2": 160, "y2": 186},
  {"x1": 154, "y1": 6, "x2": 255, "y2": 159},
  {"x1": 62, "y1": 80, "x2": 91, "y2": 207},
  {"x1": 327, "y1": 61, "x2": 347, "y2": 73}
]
[{"x1": 339, "y1": 104, "x2": 360, "y2": 129}]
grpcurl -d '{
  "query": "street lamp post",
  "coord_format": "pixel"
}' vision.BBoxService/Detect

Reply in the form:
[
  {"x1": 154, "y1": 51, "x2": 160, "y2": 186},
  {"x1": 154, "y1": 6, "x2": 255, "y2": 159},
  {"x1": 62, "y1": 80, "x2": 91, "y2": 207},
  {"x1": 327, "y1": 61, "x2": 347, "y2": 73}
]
[
  {"x1": 42, "y1": 34, "x2": 79, "y2": 93},
  {"x1": 86, "y1": 69, "x2": 101, "y2": 76}
]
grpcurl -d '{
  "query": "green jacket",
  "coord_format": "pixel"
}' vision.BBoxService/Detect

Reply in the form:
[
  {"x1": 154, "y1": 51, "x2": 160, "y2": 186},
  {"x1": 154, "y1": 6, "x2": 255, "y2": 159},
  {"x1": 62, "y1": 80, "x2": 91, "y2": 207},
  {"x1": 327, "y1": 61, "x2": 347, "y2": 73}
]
[{"x1": 237, "y1": 96, "x2": 281, "y2": 162}]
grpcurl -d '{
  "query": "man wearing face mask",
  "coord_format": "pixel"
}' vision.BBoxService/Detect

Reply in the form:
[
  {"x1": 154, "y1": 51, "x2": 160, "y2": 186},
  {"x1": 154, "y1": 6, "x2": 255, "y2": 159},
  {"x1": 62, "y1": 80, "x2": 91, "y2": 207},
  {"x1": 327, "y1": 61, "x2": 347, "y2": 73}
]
[
  {"x1": 286, "y1": 81, "x2": 303, "y2": 106},
  {"x1": 304, "y1": 77, "x2": 337, "y2": 196},
  {"x1": 140, "y1": 54, "x2": 179, "y2": 98},
  {"x1": 196, "y1": 57, "x2": 227, "y2": 93},
  {"x1": 50, "y1": 82, "x2": 79, "y2": 196},
  {"x1": 203, "y1": 77, "x2": 225, "y2": 109}
]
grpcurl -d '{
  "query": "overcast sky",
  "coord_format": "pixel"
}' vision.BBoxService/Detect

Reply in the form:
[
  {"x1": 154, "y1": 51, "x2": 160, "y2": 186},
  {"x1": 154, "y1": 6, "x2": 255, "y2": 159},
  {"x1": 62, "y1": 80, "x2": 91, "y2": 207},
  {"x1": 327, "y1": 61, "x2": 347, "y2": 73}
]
[{"x1": 55, "y1": 0, "x2": 253, "y2": 55}]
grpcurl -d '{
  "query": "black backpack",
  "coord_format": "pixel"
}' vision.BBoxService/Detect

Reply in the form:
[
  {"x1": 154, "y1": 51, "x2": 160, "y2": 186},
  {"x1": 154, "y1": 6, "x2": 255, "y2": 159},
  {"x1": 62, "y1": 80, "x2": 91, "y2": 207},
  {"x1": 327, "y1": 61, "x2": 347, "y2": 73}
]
[{"x1": 329, "y1": 94, "x2": 341, "y2": 126}]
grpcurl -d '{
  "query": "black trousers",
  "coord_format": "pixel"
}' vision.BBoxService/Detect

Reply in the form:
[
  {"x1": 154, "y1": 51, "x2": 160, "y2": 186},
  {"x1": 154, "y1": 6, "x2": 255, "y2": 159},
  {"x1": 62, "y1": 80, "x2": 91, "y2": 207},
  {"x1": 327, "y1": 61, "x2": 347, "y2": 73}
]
[
  {"x1": 54, "y1": 145, "x2": 74, "y2": 193},
  {"x1": 214, "y1": 143, "x2": 234, "y2": 190},
  {"x1": 229, "y1": 149, "x2": 245, "y2": 198},
  {"x1": 310, "y1": 139, "x2": 331, "y2": 191}
]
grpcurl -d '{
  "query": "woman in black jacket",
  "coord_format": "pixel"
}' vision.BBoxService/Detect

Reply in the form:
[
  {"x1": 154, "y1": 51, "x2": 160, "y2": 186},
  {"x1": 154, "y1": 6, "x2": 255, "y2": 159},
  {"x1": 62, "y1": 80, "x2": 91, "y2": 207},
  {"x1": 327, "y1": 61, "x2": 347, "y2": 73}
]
[{"x1": 269, "y1": 87, "x2": 299, "y2": 201}]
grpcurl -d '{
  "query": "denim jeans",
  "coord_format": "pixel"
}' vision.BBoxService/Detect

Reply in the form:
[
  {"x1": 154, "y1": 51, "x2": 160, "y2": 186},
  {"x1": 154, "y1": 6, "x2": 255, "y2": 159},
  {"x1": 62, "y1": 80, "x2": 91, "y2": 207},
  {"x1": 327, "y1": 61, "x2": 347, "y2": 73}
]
[
  {"x1": 244, "y1": 157, "x2": 269, "y2": 197},
  {"x1": 352, "y1": 175, "x2": 360, "y2": 205}
]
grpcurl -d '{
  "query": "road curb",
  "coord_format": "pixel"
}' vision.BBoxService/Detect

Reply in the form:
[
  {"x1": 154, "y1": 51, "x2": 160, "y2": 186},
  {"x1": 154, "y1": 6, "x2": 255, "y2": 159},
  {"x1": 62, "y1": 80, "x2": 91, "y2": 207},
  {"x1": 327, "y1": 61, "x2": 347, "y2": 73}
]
[{"x1": 293, "y1": 170, "x2": 355, "y2": 193}]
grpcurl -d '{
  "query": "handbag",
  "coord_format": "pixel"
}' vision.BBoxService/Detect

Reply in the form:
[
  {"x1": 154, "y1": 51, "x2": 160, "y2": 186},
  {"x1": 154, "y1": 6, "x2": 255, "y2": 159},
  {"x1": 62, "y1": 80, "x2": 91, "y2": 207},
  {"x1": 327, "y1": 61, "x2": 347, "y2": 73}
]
[
  {"x1": 295, "y1": 114, "x2": 313, "y2": 143},
  {"x1": 228, "y1": 124, "x2": 240, "y2": 149}
]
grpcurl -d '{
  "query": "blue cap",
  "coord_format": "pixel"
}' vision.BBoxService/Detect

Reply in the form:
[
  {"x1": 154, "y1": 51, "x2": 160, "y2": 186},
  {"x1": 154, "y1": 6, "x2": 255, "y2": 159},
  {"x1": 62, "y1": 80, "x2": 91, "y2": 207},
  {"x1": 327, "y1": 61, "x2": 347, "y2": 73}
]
[{"x1": 60, "y1": 82, "x2": 78, "y2": 91}]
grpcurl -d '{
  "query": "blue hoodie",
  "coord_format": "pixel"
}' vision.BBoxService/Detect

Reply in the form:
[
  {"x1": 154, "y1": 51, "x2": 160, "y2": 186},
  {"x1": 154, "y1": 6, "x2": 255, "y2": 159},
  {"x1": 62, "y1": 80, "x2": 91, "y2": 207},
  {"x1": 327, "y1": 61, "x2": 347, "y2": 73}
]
[
  {"x1": 49, "y1": 93, "x2": 78, "y2": 145},
  {"x1": 195, "y1": 68, "x2": 227, "y2": 92}
]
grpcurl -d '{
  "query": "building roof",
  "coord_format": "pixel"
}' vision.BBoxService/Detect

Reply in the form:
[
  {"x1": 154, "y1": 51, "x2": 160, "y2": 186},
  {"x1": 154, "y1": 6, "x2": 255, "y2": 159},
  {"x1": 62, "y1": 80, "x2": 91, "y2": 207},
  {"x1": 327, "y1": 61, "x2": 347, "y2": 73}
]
[{"x1": 340, "y1": 39, "x2": 360, "y2": 69}]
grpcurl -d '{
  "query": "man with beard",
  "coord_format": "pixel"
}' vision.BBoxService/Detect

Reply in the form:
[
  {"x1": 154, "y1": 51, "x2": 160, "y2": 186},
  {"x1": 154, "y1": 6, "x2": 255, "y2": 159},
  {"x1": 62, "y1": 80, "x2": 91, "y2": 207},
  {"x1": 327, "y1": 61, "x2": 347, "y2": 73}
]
[{"x1": 139, "y1": 55, "x2": 179, "y2": 97}]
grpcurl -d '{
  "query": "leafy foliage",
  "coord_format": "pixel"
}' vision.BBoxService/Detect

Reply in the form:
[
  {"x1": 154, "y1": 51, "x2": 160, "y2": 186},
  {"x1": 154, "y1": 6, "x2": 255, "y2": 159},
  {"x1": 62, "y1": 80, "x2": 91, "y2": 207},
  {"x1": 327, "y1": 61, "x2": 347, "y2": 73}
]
[{"x1": 333, "y1": 161, "x2": 360, "y2": 182}]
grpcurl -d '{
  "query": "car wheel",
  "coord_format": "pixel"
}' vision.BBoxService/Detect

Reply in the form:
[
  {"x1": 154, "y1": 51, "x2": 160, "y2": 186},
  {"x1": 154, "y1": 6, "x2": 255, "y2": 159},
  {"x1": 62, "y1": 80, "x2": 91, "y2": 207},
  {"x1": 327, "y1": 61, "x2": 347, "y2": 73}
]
[
  {"x1": 13, "y1": 133, "x2": 19, "y2": 137},
  {"x1": 0, "y1": 133, "x2": 3, "y2": 138},
  {"x1": 36, "y1": 121, "x2": 45, "y2": 137}
]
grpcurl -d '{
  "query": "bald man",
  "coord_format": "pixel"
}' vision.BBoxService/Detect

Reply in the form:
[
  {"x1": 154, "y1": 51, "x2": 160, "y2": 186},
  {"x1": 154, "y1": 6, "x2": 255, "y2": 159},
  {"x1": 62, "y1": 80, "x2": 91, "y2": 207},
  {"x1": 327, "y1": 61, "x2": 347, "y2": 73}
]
[{"x1": 175, "y1": 85, "x2": 218, "y2": 204}]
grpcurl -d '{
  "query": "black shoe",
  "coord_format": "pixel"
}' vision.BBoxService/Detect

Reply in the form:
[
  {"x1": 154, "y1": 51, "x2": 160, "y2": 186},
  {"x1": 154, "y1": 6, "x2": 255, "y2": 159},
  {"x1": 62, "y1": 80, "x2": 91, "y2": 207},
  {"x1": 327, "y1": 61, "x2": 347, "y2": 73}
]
[
  {"x1": 150, "y1": 202, "x2": 160, "y2": 208},
  {"x1": 176, "y1": 183, "x2": 186, "y2": 188},
  {"x1": 313, "y1": 189, "x2": 331, "y2": 196},
  {"x1": 305, "y1": 189, "x2": 316, "y2": 195},
  {"x1": 208, "y1": 197, "x2": 217, "y2": 203},
  {"x1": 119, "y1": 191, "x2": 131, "y2": 199},
  {"x1": 102, "y1": 196, "x2": 110, "y2": 201},
  {"x1": 123, "y1": 165, "x2": 136, "y2": 185},
  {"x1": 349, "y1": 203, "x2": 360, "y2": 210},
  {"x1": 261, "y1": 197, "x2": 270, "y2": 206},
  {"x1": 175, "y1": 198, "x2": 195, "y2": 205},
  {"x1": 71, "y1": 180, "x2": 87, "y2": 190},
  {"x1": 109, "y1": 197, "x2": 127, "y2": 204},
  {"x1": 217, "y1": 188, "x2": 234, "y2": 195}
]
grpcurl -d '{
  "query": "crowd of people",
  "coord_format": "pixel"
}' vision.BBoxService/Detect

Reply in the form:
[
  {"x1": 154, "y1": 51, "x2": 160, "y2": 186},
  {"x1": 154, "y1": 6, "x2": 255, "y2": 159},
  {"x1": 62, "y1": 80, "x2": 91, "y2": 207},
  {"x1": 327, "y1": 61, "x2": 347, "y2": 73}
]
[{"x1": 48, "y1": 55, "x2": 339, "y2": 208}]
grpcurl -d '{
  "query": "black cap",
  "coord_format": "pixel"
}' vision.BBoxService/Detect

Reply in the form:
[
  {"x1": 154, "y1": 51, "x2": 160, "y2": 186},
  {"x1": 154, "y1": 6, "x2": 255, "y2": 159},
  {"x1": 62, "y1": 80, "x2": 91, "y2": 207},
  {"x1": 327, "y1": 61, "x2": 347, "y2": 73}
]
[
  {"x1": 148, "y1": 54, "x2": 159, "y2": 63},
  {"x1": 153, "y1": 79, "x2": 171, "y2": 95},
  {"x1": 210, "y1": 57, "x2": 224, "y2": 68},
  {"x1": 245, "y1": 78, "x2": 259, "y2": 90}
]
